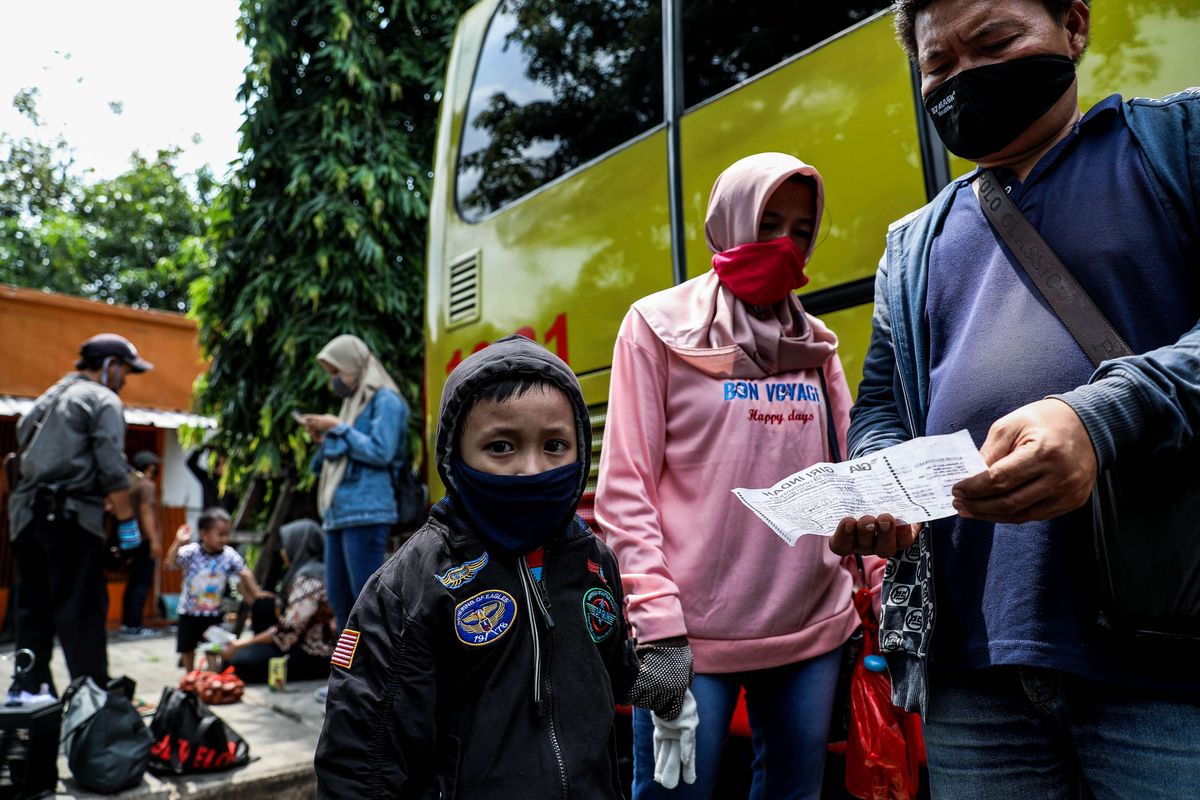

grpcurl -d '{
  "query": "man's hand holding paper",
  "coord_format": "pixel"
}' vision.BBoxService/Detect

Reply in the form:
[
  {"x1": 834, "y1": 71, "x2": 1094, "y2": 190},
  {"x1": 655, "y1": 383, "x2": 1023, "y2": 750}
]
[{"x1": 731, "y1": 430, "x2": 987, "y2": 552}]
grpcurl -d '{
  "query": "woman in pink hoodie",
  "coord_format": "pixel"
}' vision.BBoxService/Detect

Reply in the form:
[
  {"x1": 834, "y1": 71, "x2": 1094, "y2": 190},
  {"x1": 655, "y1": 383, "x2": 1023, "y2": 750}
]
[{"x1": 598, "y1": 153, "x2": 869, "y2": 799}]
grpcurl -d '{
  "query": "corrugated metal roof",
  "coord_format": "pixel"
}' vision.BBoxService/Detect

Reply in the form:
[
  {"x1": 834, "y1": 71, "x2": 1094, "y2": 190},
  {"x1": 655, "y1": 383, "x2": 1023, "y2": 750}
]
[{"x1": 0, "y1": 395, "x2": 215, "y2": 430}]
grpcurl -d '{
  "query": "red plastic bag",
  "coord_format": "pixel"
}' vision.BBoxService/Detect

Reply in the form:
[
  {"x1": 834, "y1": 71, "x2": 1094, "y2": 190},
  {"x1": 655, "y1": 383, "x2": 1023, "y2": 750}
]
[
  {"x1": 843, "y1": 587, "x2": 926, "y2": 800},
  {"x1": 179, "y1": 667, "x2": 244, "y2": 705}
]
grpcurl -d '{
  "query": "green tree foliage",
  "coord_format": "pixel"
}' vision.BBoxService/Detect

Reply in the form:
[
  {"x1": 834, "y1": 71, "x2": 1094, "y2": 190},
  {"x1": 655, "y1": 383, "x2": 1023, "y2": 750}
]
[
  {"x1": 0, "y1": 91, "x2": 216, "y2": 311},
  {"x1": 191, "y1": 0, "x2": 473, "y2": 480}
]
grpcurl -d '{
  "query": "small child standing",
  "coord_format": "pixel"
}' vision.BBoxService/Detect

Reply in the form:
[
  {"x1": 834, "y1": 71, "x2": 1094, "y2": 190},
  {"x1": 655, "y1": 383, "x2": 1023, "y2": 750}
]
[
  {"x1": 315, "y1": 335, "x2": 639, "y2": 799},
  {"x1": 165, "y1": 507, "x2": 262, "y2": 672}
]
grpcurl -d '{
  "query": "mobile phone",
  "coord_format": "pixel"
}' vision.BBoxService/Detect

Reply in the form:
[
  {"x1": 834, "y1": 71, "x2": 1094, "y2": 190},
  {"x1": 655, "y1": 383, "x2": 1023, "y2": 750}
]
[{"x1": 291, "y1": 411, "x2": 307, "y2": 424}]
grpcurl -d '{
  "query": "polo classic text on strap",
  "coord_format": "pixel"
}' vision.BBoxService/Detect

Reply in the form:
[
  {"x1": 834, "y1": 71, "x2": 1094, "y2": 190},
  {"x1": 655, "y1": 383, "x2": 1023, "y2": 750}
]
[{"x1": 975, "y1": 170, "x2": 1134, "y2": 367}]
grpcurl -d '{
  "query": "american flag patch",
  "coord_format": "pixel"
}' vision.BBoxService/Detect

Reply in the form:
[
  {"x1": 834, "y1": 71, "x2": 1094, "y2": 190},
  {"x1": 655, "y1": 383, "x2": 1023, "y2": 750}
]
[{"x1": 331, "y1": 629, "x2": 360, "y2": 669}]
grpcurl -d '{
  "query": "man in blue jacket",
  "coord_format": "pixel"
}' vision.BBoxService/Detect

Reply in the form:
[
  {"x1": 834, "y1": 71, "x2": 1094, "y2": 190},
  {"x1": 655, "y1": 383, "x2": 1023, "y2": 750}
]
[{"x1": 829, "y1": 0, "x2": 1200, "y2": 795}]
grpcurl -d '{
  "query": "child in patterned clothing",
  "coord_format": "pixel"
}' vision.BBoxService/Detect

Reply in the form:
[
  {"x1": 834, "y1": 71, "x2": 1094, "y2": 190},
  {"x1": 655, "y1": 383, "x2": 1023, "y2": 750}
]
[{"x1": 166, "y1": 507, "x2": 262, "y2": 671}]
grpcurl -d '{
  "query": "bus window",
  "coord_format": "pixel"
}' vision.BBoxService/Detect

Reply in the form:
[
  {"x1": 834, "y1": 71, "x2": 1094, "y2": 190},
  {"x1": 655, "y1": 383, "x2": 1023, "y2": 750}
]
[
  {"x1": 683, "y1": 1, "x2": 891, "y2": 109},
  {"x1": 456, "y1": 0, "x2": 664, "y2": 222}
]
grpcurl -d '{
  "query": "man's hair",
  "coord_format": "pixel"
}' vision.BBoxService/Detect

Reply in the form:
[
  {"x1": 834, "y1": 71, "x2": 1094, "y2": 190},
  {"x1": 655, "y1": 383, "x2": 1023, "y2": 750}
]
[
  {"x1": 893, "y1": 0, "x2": 1086, "y2": 63},
  {"x1": 198, "y1": 507, "x2": 232, "y2": 532},
  {"x1": 76, "y1": 355, "x2": 107, "y2": 371}
]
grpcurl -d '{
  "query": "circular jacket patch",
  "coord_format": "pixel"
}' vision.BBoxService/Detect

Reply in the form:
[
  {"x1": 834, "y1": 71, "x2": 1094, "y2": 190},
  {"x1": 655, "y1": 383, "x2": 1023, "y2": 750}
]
[
  {"x1": 583, "y1": 587, "x2": 617, "y2": 643},
  {"x1": 455, "y1": 590, "x2": 518, "y2": 647}
]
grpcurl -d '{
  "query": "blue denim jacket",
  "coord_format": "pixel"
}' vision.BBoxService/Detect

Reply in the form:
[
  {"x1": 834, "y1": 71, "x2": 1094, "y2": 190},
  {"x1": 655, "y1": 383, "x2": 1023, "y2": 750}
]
[
  {"x1": 848, "y1": 90, "x2": 1200, "y2": 717},
  {"x1": 312, "y1": 387, "x2": 409, "y2": 531}
]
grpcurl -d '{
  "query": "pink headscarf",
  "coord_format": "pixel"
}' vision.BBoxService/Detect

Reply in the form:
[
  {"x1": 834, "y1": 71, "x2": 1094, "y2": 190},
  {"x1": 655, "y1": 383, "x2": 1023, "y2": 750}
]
[
  {"x1": 704, "y1": 152, "x2": 825, "y2": 258},
  {"x1": 634, "y1": 153, "x2": 838, "y2": 378}
]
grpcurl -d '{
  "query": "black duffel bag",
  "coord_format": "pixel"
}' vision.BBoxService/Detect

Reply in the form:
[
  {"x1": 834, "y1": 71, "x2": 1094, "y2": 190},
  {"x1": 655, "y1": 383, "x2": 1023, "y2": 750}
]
[
  {"x1": 61, "y1": 676, "x2": 151, "y2": 794},
  {"x1": 147, "y1": 688, "x2": 250, "y2": 775}
]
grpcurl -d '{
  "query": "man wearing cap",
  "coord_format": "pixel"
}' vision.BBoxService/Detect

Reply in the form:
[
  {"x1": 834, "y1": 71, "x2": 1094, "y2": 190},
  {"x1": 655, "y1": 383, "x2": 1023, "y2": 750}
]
[
  {"x1": 7, "y1": 333, "x2": 153, "y2": 693},
  {"x1": 119, "y1": 450, "x2": 163, "y2": 638}
]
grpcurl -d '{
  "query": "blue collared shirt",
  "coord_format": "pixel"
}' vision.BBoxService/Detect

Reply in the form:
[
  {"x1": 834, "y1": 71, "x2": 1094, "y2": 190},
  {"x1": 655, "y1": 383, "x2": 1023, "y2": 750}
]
[{"x1": 923, "y1": 95, "x2": 1200, "y2": 679}]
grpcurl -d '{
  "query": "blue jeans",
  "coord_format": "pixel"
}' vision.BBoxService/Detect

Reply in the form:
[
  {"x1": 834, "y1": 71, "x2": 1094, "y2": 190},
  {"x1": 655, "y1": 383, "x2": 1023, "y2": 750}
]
[
  {"x1": 632, "y1": 647, "x2": 843, "y2": 800},
  {"x1": 325, "y1": 524, "x2": 390, "y2": 628},
  {"x1": 924, "y1": 666, "x2": 1200, "y2": 799}
]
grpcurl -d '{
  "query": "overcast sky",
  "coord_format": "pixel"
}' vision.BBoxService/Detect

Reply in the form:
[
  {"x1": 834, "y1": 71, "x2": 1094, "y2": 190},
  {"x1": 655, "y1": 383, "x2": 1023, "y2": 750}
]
[{"x1": 0, "y1": 0, "x2": 249, "y2": 181}]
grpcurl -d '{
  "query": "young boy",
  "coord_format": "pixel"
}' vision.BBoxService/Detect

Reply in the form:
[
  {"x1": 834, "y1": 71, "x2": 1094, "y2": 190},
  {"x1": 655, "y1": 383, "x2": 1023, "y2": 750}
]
[
  {"x1": 166, "y1": 507, "x2": 262, "y2": 672},
  {"x1": 315, "y1": 335, "x2": 637, "y2": 799}
]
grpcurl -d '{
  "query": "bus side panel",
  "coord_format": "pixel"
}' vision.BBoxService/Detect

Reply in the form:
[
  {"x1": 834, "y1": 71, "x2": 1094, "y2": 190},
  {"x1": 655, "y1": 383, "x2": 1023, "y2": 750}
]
[
  {"x1": 424, "y1": 6, "x2": 673, "y2": 500},
  {"x1": 678, "y1": 15, "x2": 929, "y2": 296}
]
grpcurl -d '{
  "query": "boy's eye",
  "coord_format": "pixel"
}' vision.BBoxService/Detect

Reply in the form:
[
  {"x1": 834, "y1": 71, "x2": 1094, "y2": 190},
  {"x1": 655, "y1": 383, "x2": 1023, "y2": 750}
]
[
  {"x1": 484, "y1": 441, "x2": 514, "y2": 454},
  {"x1": 544, "y1": 439, "x2": 571, "y2": 454}
]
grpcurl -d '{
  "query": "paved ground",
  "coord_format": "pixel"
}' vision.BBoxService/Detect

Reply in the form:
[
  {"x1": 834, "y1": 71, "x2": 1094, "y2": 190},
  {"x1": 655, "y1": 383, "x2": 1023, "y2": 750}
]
[{"x1": 3, "y1": 628, "x2": 325, "y2": 798}]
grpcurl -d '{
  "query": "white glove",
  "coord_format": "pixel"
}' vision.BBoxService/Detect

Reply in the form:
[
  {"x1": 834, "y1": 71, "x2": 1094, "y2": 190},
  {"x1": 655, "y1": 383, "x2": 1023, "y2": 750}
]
[{"x1": 652, "y1": 689, "x2": 698, "y2": 789}]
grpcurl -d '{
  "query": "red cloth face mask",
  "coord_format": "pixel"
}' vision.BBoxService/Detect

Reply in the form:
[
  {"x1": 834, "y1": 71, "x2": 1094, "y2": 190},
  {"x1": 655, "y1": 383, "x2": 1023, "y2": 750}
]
[{"x1": 711, "y1": 236, "x2": 809, "y2": 306}]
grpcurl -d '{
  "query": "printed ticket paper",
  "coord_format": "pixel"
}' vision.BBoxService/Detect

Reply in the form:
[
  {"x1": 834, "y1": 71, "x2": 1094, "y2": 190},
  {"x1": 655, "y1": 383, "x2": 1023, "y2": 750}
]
[{"x1": 732, "y1": 430, "x2": 988, "y2": 546}]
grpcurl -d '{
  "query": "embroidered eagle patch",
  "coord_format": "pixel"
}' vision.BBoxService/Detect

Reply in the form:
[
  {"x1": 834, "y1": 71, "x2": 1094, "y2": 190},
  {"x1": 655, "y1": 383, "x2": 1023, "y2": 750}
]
[
  {"x1": 454, "y1": 590, "x2": 517, "y2": 646},
  {"x1": 435, "y1": 552, "x2": 489, "y2": 589}
]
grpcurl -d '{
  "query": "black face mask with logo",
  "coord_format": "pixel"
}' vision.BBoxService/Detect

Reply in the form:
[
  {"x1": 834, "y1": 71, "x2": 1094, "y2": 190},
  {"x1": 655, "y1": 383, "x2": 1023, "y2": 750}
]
[{"x1": 923, "y1": 54, "x2": 1076, "y2": 161}]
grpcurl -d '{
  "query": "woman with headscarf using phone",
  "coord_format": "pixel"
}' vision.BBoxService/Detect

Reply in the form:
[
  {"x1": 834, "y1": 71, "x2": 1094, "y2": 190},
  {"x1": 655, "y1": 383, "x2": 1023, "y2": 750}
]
[
  {"x1": 300, "y1": 334, "x2": 409, "y2": 630},
  {"x1": 598, "y1": 153, "x2": 881, "y2": 799}
]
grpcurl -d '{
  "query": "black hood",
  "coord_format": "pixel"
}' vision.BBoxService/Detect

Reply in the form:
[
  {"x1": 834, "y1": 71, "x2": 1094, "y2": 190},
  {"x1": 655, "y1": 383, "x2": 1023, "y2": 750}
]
[{"x1": 436, "y1": 335, "x2": 591, "y2": 512}]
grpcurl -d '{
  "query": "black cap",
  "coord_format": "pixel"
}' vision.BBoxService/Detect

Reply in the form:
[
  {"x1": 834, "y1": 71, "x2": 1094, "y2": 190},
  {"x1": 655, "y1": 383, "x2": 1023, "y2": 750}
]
[
  {"x1": 131, "y1": 450, "x2": 162, "y2": 471},
  {"x1": 77, "y1": 333, "x2": 154, "y2": 373}
]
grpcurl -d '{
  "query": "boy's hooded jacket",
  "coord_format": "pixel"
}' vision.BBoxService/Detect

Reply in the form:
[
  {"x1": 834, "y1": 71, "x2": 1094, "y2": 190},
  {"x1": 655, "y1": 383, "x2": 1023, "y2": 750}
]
[
  {"x1": 315, "y1": 336, "x2": 634, "y2": 800},
  {"x1": 596, "y1": 153, "x2": 872, "y2": 673}
]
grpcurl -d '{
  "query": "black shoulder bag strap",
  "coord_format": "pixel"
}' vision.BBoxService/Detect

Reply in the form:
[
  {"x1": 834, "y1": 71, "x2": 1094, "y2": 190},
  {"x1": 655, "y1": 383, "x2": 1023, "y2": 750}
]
[{"x1": 974, "y1": 170, "x2": 1133, "y2": 366}]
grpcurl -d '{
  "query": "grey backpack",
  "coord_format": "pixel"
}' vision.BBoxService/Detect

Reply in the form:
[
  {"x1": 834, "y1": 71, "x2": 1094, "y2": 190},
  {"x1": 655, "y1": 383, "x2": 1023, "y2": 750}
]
[{"x1": 61, "y1": 677, "x2": 152, "y2": 794}]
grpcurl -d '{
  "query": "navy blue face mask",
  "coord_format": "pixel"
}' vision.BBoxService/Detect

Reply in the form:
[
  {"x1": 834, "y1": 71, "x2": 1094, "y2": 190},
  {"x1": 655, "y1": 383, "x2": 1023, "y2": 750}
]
[
  {"x1": 331, "y1": 376, "x2": 354, "y2": 398},
  {"x1": 451, "y1": 456, "x2": 583, "y2": 555}
]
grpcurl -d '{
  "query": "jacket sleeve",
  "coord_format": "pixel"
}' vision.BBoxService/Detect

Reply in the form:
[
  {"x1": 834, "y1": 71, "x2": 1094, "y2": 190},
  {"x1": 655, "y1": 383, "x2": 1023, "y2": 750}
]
[
  {"x1": 185, "y1": 449, "x2": 204, "y2": 481},
  {"x1": 599, "y1": 544, "x2": 638, "y2": 702},
  {"x1": 594, "y1": 310, "x2": 687, "y2": 644},
  {"x1": 322, "y1": 390, "x2": 407, "y2": 468},
  {"x1": 1054, "y1": 91, "x2": 1200, "y2": 468},
  {"x1": 91, "y1": 394, "x2": 131, "y2": 495},
  {"x1": 1054, "y1": 320, "x2": 1200, "y2": 469},
  {"x1": 315, "y1": 559, "x2": 438, "y2": 799},
  {"x1": 847, "y1": 255, "x2": 915, "y2": 459}
]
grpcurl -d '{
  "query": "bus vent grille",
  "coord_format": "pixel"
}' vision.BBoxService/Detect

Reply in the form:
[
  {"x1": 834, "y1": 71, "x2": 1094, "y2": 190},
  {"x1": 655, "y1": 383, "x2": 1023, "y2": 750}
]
[
  {"x1": 447, "y1": 250, "x2": 481, "y2": 328},
  {"x1": 578, "y1": 403, "x2": 607, "y2": 529}
]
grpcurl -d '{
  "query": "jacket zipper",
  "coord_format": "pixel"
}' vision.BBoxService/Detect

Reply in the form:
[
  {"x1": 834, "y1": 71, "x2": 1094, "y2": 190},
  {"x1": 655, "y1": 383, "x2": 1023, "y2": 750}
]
[
  {"x1": 519, "y1": 555, "x2": 568, "y2": 799},
  {"x1": 518, "y1": 561, "x2": 543, "y2": 707}
]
